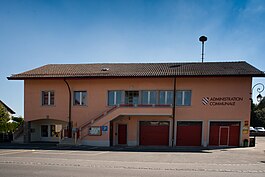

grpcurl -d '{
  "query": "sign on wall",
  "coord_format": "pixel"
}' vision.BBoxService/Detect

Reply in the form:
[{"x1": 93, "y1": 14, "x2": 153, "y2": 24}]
[
  {"x1": 101, "y1": 126, "x2": 108, "y2": 135},
  {"x1": 88, "y1": 126, "x2": 102, "y2": 136},
  {"x1": 101, "y1": 126, "x2": 108, "y2": 132},
  {"x1": 202, "y1": 97, "x2": 243, "y2": 106}
]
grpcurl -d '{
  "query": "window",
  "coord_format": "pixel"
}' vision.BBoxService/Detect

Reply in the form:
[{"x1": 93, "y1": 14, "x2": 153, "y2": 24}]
[
  {"x1": 125, "y1": 91, "x2": 139, "y2": 105},
  {"x1": 142, "y1": 91, "x2": 157, "y2": 105},
  {"x1": 41, "y1": 125, "x2": 48, "y2": 137},
  {"x1": 50, "y1": 125, "x2": 58, "y2": 137},
  {"x1": 159, "y1": 91, "x2": 173, "y2": 105},
  {"x1": 176, "y1": 90, "x2": 192, "y2": 106},
  {"x1": 108, "y1": 91, "x2": 123, "y2": 106},
  {"x1": 42, "y1": 91, "x2": 54, "y2": 106},
  {"x1": 74, "y1": 91, "x2": 87, "y2": 106}
]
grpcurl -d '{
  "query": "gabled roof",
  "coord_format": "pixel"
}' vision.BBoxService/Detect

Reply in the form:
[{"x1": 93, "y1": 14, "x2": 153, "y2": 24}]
[
  {"x1": 7, "y1": 61, "x2": 265, "y2": 80},
  {"x1": 0, "y1": 100, "x2": 15, "y2": 114}
]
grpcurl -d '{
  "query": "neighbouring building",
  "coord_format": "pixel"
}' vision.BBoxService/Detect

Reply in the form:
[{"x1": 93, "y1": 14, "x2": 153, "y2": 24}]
[
  {"x1": 8, "y1": 61, "x2": 265, "y2": 147},
  {"x1": 0, "y1": 100, "x2": 16, "y2": 142},
  {"x1": 0, "y1": 100, "x2": 15, "y2": 118}
]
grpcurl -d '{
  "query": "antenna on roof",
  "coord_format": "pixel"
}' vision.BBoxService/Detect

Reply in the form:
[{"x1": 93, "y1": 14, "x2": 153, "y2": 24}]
[{"x1": 199, "y1": 36, "x2": 207, "y2": 63}]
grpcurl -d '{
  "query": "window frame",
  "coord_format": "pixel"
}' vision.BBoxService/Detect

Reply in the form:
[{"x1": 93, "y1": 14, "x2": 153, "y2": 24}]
[
  {"x1": 141, "y1": 90, "x2": 157, "y2": 105},
  {"x1": 125, "y1": 91, "x2": 140, "y2": 105},
  {"x1": 73, "y1": 91, "x2": 87, "y2": 106},
  {"x1": 176, "y1": 90, "x2": 192, "y2": 106},
  {"x1": 41, "y1": 91, "x2": 55, "y2": 106},
  {"x1": 108, "y1": 90, "x2": 123, "y2": 106},
  {"x1": 159, "y1": 90, "x2": 173, "y2": 105}
]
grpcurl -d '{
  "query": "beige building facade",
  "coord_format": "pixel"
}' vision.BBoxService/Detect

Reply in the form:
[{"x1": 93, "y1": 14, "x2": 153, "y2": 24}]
[{"x1": 8, "y1": 62, "x2": 264, "y2": 147}]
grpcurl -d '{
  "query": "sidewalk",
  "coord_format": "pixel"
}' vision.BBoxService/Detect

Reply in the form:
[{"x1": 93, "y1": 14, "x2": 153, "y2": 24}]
[{"x1": 0, "y1": 137, "x2": 264, "y2": 153}]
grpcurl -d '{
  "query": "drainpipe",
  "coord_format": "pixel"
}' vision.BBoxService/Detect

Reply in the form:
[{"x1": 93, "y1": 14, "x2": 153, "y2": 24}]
[
  {"x1": 172, "y1": 77, "x2": 176, "y2": 147},
  {"x1": 64, "y1": 79, "x2": 72, "y2": 138}
]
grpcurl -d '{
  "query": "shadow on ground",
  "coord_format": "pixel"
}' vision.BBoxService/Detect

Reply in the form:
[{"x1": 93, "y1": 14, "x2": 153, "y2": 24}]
[{"x1": 0, "y1": 142, "x2": 251, "y2": 153}]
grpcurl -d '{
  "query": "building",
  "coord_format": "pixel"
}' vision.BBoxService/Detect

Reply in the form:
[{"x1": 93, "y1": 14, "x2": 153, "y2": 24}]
[
  {"x1": 8, "y1": 61, "x2": 264, "y2": 147},
  {"x1": 0, "y1": 100, "x2": 15, "y2": 118},
  {"x1": 0, "y1": 100, "x2": 16, "y2": 142}
]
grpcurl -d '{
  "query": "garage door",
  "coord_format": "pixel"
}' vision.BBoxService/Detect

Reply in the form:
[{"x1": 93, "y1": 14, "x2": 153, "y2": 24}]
[
  {"x1": 140, "y1": 121, "x2": 169, "y2": 146},
  {"x1": 176, "y1": 121, "x2": 202, "y2": 146},
  {"x1": 209, "y1": 122, "x2": 240, "y2": 146}
]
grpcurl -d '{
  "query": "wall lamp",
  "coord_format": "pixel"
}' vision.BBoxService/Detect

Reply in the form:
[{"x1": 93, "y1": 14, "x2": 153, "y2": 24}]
[{"x1": 252, "y1": 83, "x2": 264, "y2": 102}]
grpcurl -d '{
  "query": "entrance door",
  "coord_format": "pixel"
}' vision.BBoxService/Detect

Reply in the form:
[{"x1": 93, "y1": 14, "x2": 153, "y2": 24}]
[
  {"x1": 209, "y1": 122, "x2": 240, "y2": 146},
  {"x1": 118, "y1": 124, "x2": 127, "y2": 145},
  {"x1": 219, "y1": 126, "x2": 229, "y2": 146}
]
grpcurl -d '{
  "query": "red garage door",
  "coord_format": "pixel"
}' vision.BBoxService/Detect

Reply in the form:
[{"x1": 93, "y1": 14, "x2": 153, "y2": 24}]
[
  {"x1": 209, "y1": 122, "x2": 240, "y2": 146},
  {"x1": 176, "y1": 121, "x2": 202, "y2": 146},
  {"x1": 140, "y1": 121, "x2": 169, "y2": 146}
]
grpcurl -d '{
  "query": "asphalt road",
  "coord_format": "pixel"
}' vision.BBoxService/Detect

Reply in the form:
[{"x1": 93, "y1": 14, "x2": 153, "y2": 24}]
[{"x1": 0, "y1": 137, "x2": 265, "y2": 177}]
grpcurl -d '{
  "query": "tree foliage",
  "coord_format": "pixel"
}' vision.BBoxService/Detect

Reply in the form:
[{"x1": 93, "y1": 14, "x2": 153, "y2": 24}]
[
  {"x1": 251, "y1": 98, "x2": 265, "y2": 127},
  {"x1": 0, "y1": 104, "x2": 24, "y2": 133},
  {"x1": 0, "y1": 104, "x2": 10, "y2": 133},
  {"x1": 9, "y1": 116, "x2": 24, "y2": 133}
]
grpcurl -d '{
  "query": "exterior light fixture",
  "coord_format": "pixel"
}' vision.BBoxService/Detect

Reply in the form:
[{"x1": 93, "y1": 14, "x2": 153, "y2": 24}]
[
  {"x1": 252, "y1": 83, "x2": 264, "y2": 102},
  {"x1": 199, "y1": 36, "x2": 207, "y2": 63},
  {"x1": 257, "y1": 94, "x2": 263, "y2": 102}
]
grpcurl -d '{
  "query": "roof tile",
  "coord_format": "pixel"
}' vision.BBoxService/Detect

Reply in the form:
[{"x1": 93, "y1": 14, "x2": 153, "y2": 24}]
[{"x1": 8, "y1": 61, "x2": 265, "y2": 79}]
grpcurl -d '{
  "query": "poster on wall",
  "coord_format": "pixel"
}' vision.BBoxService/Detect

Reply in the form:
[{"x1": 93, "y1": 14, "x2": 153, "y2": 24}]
[{"x1": 88, "y1": 126, "x2": 102, "y2": 136}]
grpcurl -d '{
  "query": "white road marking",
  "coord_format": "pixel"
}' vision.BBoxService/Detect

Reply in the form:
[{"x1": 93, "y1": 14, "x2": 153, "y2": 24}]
[
  {"x1": 0, "y1": 150, "x2": 33, "y2": 156},
  {"x1": 32, "y1": 150, "x2": 109, "y2": 156}
]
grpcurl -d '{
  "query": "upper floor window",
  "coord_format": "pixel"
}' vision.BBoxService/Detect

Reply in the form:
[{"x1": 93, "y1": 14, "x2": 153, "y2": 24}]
[
  {"x1": 176, "y1": 90, "x2": 192, "y2": 106},
  {"x1": 42, "y1": 91, "x2": 54, "y2": 106},
  {"x1": 142, "y1": 91, "x2": 157, "y2": 105},
  {"x1": 74, "y1": 91, "x2": 87, "y2": 106},
  {"x1": 125, "y1": 91, "x2": 139, "y2": 105},
  {"x1": 108, "y1": 91, "x2": 123, "y2": 106},
  {"x1": 159, "y1": 91, "x2": 173, "y2": 105}
]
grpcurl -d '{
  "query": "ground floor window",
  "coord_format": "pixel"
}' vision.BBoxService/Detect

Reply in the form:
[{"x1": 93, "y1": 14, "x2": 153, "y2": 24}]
[
  {"x1": 41, "y1": 125, "x2": 48, "y2": 137},
  {"x1": 50, "y1": 125, "x2": 59, "y2": 137}
]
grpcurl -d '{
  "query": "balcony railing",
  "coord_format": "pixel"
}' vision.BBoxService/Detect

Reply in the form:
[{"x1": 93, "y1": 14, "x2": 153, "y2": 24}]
[{"x1": 78, "y1": 104, "x2": 172, "y2": 140}]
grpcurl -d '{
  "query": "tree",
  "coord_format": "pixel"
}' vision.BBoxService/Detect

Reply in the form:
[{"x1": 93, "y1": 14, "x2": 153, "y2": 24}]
[
  {"x1": 251, "y1": 97, "x2": 265, "y2": 127},
  {"x1": 0, "y1": 104, "x2": 10, "y2": 133},
  {"x1": 256, "y1": 97, "x2": 265, "y2": 110},
  {"x1": 250, "y1": 100, "x2": 257, "y2": 126},
  {"x1": 8, "y1": 116, "x2": 24, "y2": 133},
  {"x1": 253, "y1": 108, "x2": 265, "y2": 127}
]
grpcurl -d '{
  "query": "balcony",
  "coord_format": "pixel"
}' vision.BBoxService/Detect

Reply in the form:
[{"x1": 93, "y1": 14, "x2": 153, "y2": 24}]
[{"x1": 91, "y1": 104, "x2": 172, "y2": 126}]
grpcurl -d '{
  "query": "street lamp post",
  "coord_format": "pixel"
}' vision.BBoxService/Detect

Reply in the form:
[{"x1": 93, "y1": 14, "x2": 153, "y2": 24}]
[
  {"x1": 199, "y1": 36, "x2": 207, "y2": 63},
  {"x1": 252, "y1": 83, "x2": 264, "y2": 102}
]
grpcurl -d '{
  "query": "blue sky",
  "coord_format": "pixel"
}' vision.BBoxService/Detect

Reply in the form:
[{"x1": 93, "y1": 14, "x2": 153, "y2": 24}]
[{"x1": 0, "y1": 0, "x2": 265, "y2": 116}]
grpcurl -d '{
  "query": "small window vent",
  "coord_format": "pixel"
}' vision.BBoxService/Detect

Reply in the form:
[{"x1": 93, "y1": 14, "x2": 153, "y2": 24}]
[{"x1": 101, "y1": 68, "x2": 109, "y2": 71}]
